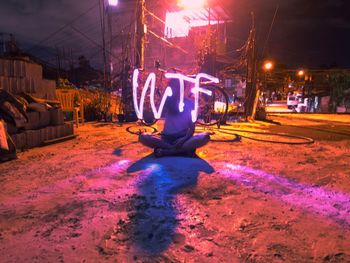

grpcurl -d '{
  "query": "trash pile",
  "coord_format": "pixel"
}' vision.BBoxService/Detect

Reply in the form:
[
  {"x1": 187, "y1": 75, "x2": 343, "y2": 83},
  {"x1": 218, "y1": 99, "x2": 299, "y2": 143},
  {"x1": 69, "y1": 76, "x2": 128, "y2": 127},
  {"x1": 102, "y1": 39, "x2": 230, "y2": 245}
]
[{"x1": 0, "y1": 57, "x2": 74, "y2": 161}]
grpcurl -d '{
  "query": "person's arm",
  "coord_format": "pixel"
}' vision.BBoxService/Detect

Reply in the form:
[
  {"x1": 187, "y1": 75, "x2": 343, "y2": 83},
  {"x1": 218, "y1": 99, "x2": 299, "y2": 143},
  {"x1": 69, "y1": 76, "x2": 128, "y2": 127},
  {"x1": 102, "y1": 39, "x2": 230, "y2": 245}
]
[
  {"x1": 173, "y1": 121, "x2": 195, "y2": 149},
  {"x1": 187, "y1": 121, "x2": 195, "y2": 137}
]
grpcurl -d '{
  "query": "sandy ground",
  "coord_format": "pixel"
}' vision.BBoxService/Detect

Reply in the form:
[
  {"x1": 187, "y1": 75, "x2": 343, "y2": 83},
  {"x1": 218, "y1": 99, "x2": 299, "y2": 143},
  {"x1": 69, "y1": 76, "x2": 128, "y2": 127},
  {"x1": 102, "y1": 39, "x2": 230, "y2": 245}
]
[{"x1": 1, "y1": 115, "x2": 350, "y2": 263}]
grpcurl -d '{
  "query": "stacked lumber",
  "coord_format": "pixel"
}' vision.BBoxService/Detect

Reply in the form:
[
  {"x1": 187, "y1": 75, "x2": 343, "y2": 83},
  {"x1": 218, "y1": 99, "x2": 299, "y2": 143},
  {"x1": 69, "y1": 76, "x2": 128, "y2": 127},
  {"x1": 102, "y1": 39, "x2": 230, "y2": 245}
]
[
  {"x1": 0, "y1": 59, "x2": 76, "y2": 152},
  {"x1": 0, "y1": 59, "x2": 42, "y2": 79},
  {"x1": 0, "y1": 58, "x2": 56, "y2": 100},
  {"x1": 10, "y1": 122, "x2": 74, "y2": 150},
  {"x1": 0, "y1": 77, "x2": 35, "y2": 94}
]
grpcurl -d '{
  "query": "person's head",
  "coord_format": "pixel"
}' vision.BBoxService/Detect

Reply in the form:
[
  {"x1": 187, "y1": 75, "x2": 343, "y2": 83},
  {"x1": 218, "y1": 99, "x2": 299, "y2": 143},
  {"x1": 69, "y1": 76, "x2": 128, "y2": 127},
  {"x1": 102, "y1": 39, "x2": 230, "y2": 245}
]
[{"x1": 165, "y1": 78, "x2": 181, "y2": 115}]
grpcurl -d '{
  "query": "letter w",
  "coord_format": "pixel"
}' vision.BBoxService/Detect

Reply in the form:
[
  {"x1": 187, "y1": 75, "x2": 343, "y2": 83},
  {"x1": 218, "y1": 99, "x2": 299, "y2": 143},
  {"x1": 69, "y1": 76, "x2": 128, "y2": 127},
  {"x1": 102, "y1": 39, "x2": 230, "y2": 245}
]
[{"x1": 133, "y1": 69, "x2": 172, "y2": 120}]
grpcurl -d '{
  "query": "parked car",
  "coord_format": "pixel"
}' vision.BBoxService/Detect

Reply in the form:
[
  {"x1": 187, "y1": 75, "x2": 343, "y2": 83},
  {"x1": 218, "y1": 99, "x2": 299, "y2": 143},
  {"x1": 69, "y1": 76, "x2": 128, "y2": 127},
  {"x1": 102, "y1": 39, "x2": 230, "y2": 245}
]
[{"x1": 287, "y1": 93, "x2": 302, "y2": 109}]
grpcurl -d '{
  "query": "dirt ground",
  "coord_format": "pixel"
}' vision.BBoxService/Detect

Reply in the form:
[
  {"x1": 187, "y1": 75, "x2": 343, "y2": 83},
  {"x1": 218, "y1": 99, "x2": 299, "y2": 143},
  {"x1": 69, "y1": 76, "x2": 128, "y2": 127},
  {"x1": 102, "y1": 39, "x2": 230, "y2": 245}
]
[{"x1": 1, "y1": 114, "x2": 350, "y2": 263}]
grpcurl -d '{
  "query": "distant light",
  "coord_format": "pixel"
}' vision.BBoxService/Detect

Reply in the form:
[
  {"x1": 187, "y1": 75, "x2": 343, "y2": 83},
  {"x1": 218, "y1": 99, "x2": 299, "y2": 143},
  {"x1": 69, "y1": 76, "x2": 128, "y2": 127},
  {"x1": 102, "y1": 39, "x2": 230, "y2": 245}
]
[
  {"x1": 178, "y1": 0, "x2": 206, "y2": 9},
  {"x1": 108, "y1": 0, "x2": 118, "y2": 6},
  {"x1": 164, "y1": 11, "x2": 190, "y2": 38},
  {"x1": 214, "y1": 101, "x2": 227, "y2": 113},
  {"x1": 298, "y1": 70, "x2": 305, "y2": 77},
  {"x1": 263, "y1": 61, "x2": 274, "y2": 71},
  {"x1": 164, "y1": 9, "x2": 223, "y2": 38}
]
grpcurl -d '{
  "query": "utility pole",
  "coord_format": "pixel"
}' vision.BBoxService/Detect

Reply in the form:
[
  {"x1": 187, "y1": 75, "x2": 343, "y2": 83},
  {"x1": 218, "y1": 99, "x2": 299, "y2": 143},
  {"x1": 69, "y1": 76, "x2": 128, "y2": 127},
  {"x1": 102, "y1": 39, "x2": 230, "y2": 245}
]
[
  {"x1": 119, "y1": 0, "x2": 145, "y2": 121},
  {"x1": 99, "y1": 0, "x2": 108, "y2": 90},
  {"x1": 245, "y1": 12, "x2": 258, "y2": 120},
  {"x1": 135, "y1": 0, "x2": 145, "y2": 69},
  {"x1": 55, "y1": 47, "x2": 61, "y2": 79},
  {"x1": 107, "y1": 5, "x2": 113, "y2": 90}
]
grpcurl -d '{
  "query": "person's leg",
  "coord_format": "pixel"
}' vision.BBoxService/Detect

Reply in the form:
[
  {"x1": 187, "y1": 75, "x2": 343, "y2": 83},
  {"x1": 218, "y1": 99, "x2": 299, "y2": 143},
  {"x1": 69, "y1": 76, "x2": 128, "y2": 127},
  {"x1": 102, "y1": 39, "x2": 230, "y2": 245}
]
[
  {"x1": 139, "y1": 133, "x2": 173, "y2": 149},
  {"x1": 155, "y1": 133, "x2": 210, "y2": 157},
  {"x1": 181, "y1": 132, "x2": 210, "y2": 151}
]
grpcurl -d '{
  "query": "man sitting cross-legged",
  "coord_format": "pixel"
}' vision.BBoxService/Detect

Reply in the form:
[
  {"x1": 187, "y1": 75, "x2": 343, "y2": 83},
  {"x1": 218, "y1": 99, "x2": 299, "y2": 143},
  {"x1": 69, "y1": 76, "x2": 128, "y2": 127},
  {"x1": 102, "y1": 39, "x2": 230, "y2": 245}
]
[{"x1": 139, "y1": 79, "x2": 210, "y2": 157}]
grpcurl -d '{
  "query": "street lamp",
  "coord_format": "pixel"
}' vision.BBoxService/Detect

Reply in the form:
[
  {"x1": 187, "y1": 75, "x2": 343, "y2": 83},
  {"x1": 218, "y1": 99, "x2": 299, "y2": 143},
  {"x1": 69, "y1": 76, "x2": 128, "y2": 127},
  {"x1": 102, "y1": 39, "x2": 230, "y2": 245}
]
[
  {"x1": 178, "y1": 0, "x2": 207, "y2": 9},
  {"x1": 297, "y1": 70, "x2": 305, "y2": 77},
  {"x1": 297, "y1": 69, "x2": 307, "y2": 99},
  {"x1": 108, "y1": 0, "x2": 118, "y2": 6},
  {"x1": 262, "y1": 61, "x2": 274, "y2": 103},
  {"x1": 263, "y1": 61, "x2": 274, "y2": 72}
]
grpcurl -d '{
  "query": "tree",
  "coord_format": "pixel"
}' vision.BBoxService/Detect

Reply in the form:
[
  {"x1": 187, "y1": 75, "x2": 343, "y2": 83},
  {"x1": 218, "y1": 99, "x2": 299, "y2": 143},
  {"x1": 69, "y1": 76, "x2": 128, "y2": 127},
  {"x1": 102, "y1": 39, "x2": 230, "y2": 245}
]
[{"x1": 328, "y1": 73, "x2": 350, "y2": 112}]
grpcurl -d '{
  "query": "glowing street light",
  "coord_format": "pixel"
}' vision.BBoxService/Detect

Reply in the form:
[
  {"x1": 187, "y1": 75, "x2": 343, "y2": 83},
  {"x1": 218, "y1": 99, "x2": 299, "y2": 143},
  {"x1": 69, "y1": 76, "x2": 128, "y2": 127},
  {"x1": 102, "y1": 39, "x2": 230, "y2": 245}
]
[
  {"x1": 297, "y1": 70, "x2": 305, "y2": 77},
  {"x1": 108, "y1": 0, "x2": 118, "y2": 6},
  {"x1": 178, "y1": 0, "x2": 207, "y2": 9},
  {"x1": 263, "y1": 61, "x2": 274, "y2": 71}
]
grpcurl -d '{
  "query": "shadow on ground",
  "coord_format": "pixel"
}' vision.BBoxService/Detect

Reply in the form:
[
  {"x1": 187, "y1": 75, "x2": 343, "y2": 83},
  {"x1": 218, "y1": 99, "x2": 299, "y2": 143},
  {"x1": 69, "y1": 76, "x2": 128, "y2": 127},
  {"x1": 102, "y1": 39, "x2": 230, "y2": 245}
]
[
  {"x1": 126, "y1": 154, "x2": 214, "y2": 254},
  {"x1": 112, "y1": 141, "x2": 138, "y2": 156}
]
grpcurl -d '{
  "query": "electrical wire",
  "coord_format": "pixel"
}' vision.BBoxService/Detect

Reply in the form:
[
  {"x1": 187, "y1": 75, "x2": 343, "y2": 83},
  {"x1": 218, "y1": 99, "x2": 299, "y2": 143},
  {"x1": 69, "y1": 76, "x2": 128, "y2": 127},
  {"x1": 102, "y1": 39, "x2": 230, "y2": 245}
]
[
  {"x1": 26, "y1": 2, "x2": 100, "y2": 52},
  {"x1": 147, "y1": 29, "x2": 189, "y2": 54},
  {"x1": 28, "y1": 24, "x2": 103, "y2": 63},
  {"x1": 70, "y1": 25, "x2": 122, "y2": 61},
  {"x1": 126, "y1": 125, "x2": 158, "y2": 135},
  {"x1": 209, "y1": 126, "x2": 315, "y2": 145},
  {"x1": 262, "y1": 3, "x2": 280, "y2": 58},
  {"x1": 124, "y1": 122, "x2": 314, "y2": 145},
  {"x1": 87, "y1": 17, "x2": 138, "y2": 61}
]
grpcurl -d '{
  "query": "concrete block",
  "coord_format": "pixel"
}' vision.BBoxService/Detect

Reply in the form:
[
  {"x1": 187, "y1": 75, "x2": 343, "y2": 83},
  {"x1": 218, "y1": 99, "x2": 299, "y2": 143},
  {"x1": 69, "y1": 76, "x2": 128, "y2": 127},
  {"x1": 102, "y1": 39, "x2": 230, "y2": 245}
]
[
  {"x1": 6, "y1": 122, "x2": 18, "y2": 135},
  {"x1": 48, "y1": 126, "x2": 58, "y2": 141},
  {"x1": 65, "y1": 122, "x2": 74, "y2": 136},
  {"x1": 11, "y1": 132, "x2": 27, "y2": 150},
  {"x1": 25, "y1": 130, "x2": 41, "y2": 149},
  {"x1": 39, "y1": 111, "x2": 50, "y2": 128},
  {"x1": 61, "y1": 124, "x2": 69, "y2": 137},
  {"x1": 55, "y1": 125, "x2": 64, "y2": 138},
  {"x1": 40, "y1": 127, "x2": 50, "y2": 142},
  {"x1": 24, "y1": 112, "x2": 40, "y2": 130},
  {"x1": 50, "y1": 108, "x2": 64, "y2": 126},
  {"x1": 57, "y1": 125, "x2": 70, "y2": 138}
]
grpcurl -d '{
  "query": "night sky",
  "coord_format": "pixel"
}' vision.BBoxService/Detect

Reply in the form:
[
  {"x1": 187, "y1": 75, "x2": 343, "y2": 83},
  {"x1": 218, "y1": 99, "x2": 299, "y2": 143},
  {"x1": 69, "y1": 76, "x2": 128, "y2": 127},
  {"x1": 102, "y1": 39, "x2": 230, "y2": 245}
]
[
  {"x1": 0, "y1": 0, "x2": 349, "y2": 69},
  {"x1": 230, "y1": 0, "x2": 350, "y2": 68}
]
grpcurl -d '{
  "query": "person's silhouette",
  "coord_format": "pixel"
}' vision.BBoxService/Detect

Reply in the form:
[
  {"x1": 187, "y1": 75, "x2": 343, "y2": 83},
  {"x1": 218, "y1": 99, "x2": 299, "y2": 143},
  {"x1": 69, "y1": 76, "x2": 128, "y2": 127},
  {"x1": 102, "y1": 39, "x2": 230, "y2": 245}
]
[
  {"x1": 139, "y1": 78, "x2": 210, "y2": 157},
  {"x1": 126, "y1": 155, "x2": 214, "y2": 253}
]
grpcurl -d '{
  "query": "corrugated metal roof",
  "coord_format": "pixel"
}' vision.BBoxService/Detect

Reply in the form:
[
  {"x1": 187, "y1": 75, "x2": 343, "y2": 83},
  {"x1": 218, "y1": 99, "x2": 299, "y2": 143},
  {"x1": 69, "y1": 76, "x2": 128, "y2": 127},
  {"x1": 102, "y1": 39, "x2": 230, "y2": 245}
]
[{"x1": 165, "y1": 6, "x2": 231, "y2": 38}]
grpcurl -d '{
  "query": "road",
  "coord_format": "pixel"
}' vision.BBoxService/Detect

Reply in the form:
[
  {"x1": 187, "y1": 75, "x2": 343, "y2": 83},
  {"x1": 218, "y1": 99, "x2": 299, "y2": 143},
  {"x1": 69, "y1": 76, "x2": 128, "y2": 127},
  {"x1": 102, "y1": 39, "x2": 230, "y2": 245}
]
[{"x1": 265, "y1": 100, "x2": 294, "y2": 113}]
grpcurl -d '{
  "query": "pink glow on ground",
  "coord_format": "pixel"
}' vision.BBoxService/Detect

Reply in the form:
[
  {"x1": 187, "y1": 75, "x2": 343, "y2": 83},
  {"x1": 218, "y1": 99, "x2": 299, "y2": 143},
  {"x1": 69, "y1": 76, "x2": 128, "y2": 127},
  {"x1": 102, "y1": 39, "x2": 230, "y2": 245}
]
[
  {"x1": 4, "y1": 157, "x2": 349, "y2": 229},
  {"x1": 223, "y1": 163, "x2": 350, "y2": 226},
  {"x1": 0, "y1": 159, "x2": 132, "y2": 207}
]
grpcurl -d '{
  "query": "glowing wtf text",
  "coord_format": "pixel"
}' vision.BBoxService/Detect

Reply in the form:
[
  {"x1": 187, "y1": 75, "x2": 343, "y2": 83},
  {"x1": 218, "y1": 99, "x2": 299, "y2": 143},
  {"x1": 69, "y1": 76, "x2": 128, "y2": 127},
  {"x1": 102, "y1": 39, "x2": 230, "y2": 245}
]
[{"x1": 132, "y1": 69, "x2": 219, "y2": 122}]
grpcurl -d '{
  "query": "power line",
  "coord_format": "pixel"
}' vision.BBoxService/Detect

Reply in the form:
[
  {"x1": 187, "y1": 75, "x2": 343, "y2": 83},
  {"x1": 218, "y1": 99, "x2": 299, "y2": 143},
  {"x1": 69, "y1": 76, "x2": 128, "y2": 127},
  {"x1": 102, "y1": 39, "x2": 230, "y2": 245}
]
[
  {"x1": 26, "y1": 1, "x2": 99, "y2": 52},
  {"x1": 70, "y1": 24, "x2": 124, "y2": 61},
  {"x1": 262, "y1": 3, "x2": 280, "y2": 58},
  {"x1": 35, "y1": 15, "x2": 137, "y2": 69},
  {"x1": 42, "y1": 26, "x2": 102, "y2": 50},
  {"x1": 147, "y1": 29, "x2": 188, "y2": 54},
  {"x1": 88, "y1": 18, "x2": 137, "y2": 60}
]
